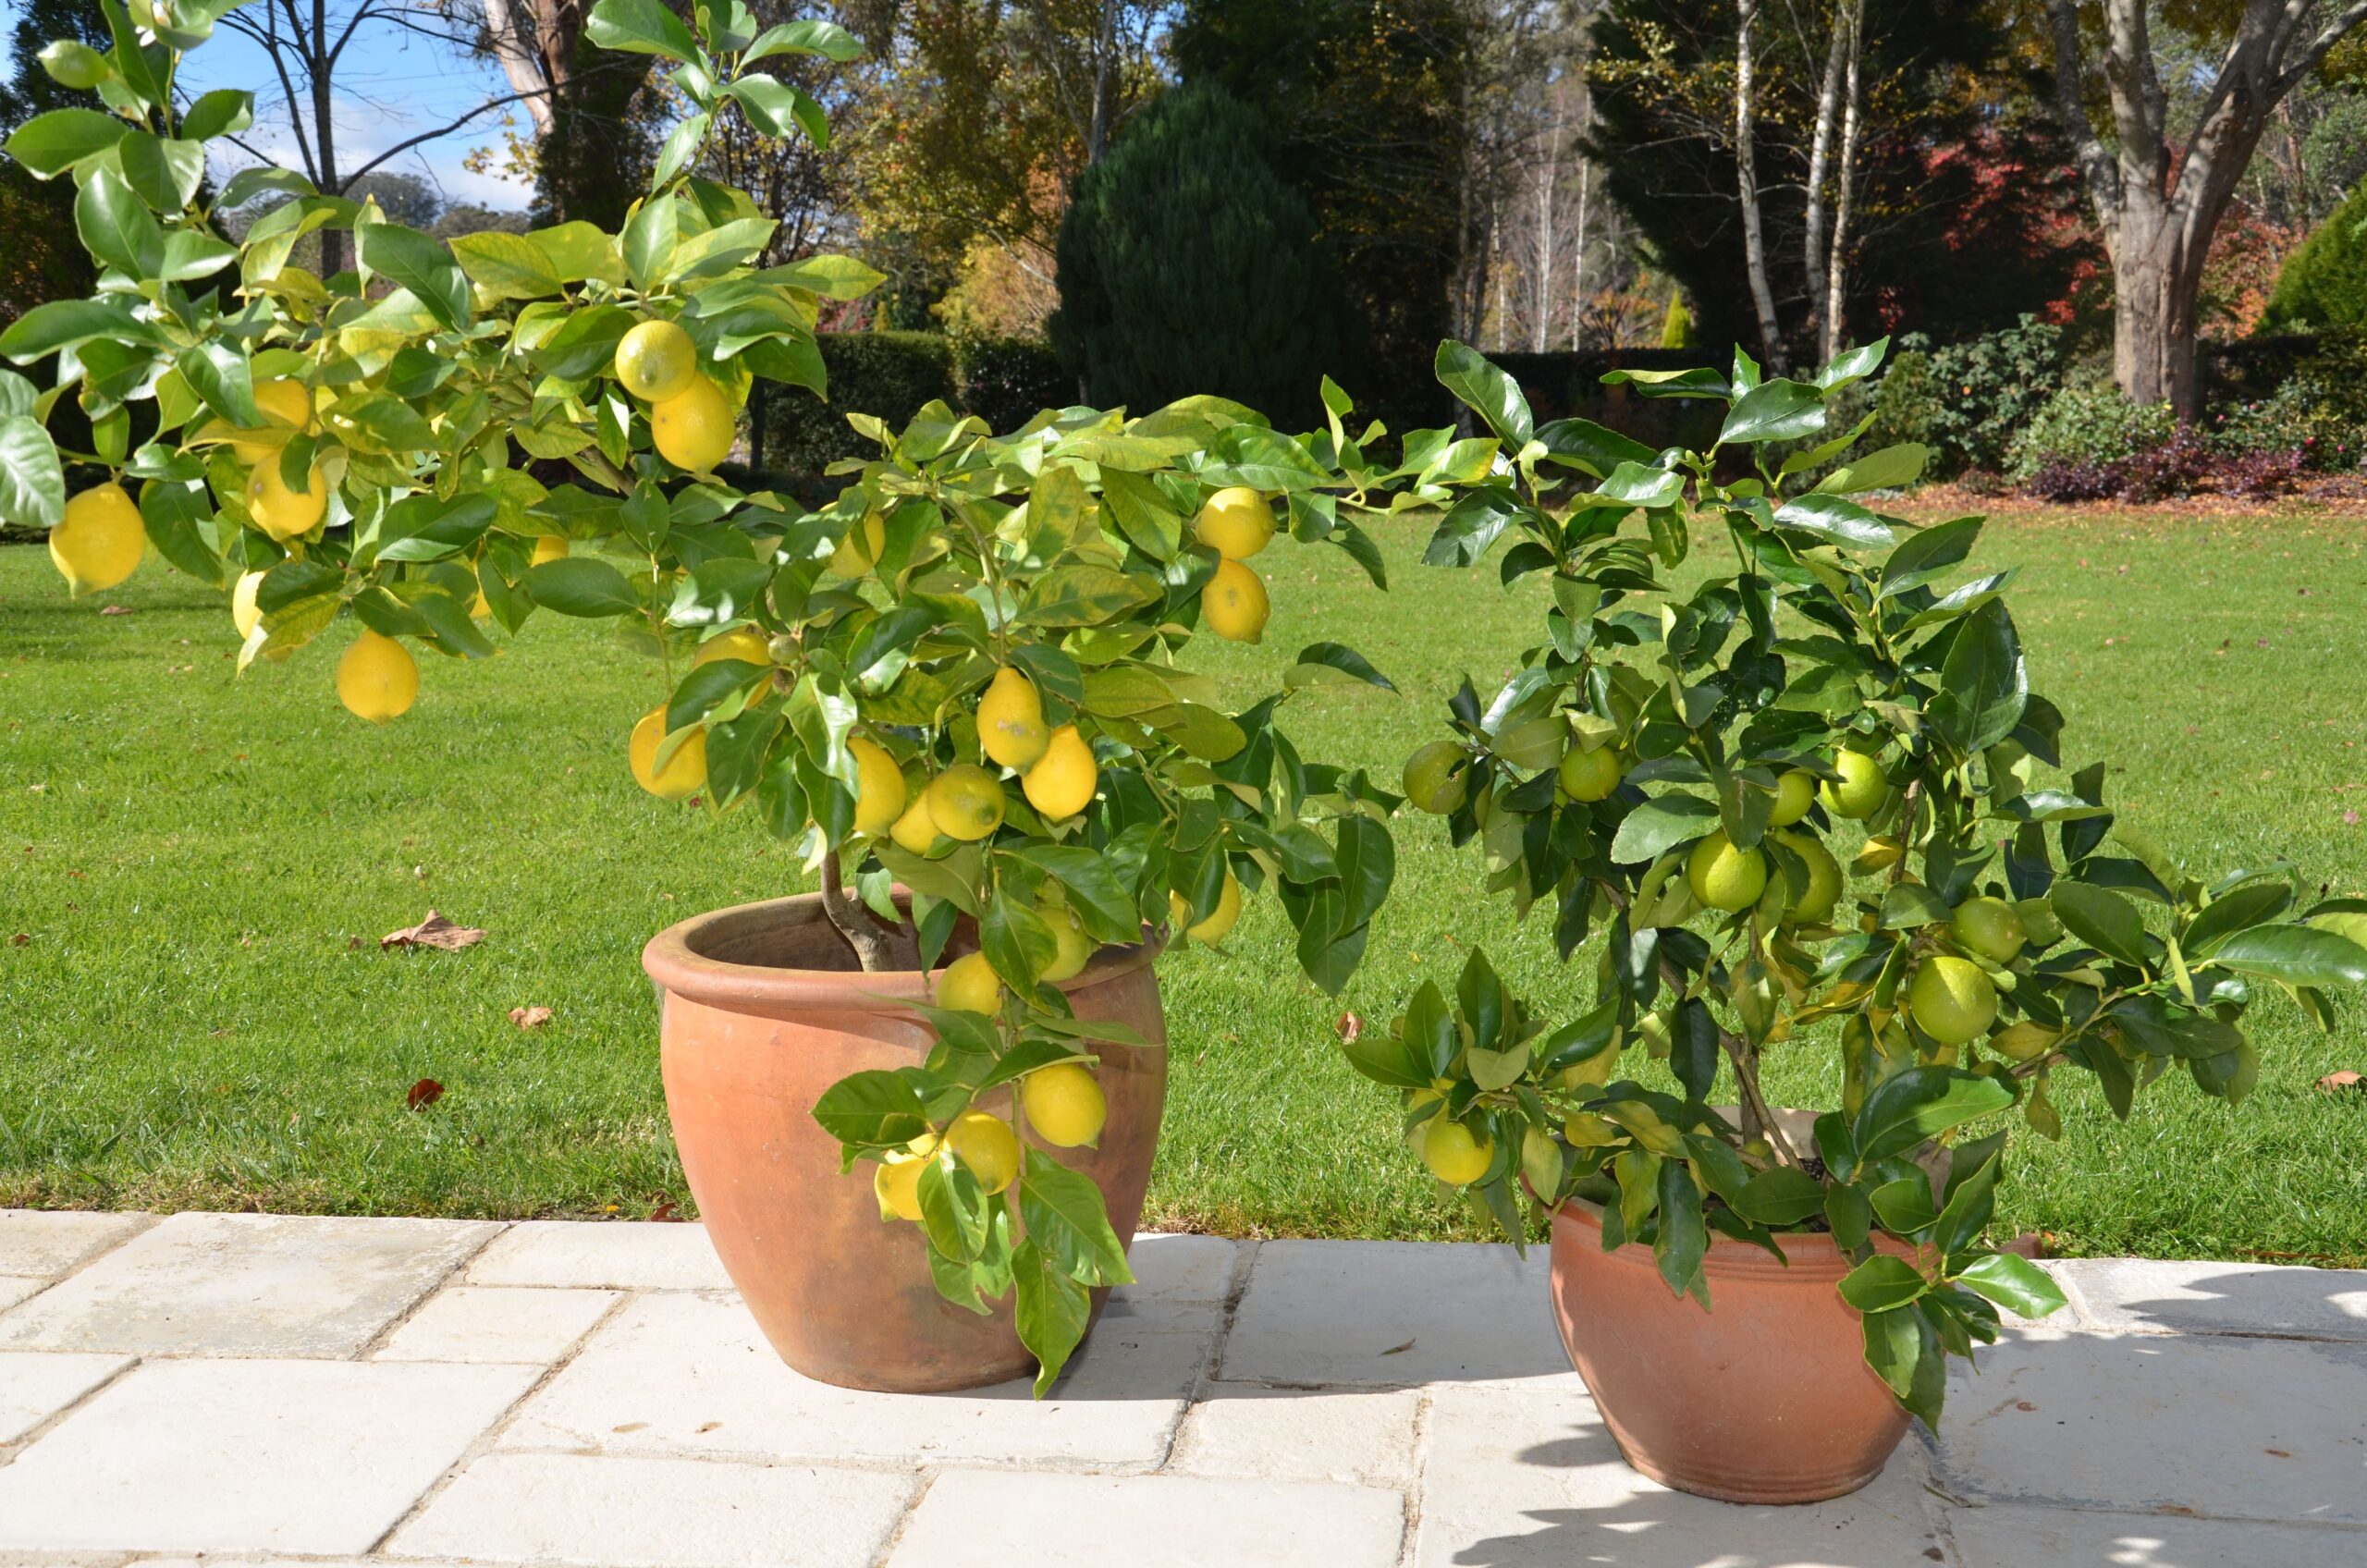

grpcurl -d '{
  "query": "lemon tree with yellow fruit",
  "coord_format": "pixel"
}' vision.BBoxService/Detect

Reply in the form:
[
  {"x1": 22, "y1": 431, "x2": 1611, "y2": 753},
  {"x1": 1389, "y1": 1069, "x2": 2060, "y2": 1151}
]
[
  {"x1": 1343, "y1": 338, "x2": 2367, "y2": 1440},
  {"x1": 3, "y1": 1, "x2": 1409, "y2": 1396}
]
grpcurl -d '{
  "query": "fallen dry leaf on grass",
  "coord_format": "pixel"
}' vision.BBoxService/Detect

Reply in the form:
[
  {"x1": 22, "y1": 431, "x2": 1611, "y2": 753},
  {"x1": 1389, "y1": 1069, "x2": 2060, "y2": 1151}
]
[
  {"x1": 405, "y1": 1078, "x2": 444, "y2": 1110},
  {"x1": 509, "y1": 1006, "x2": 553, "y2": 1029},
  {"x1": 2316, "y1": 1070, "x2": 2363, "y2": 1093},
  {"x1": 1334, "y1": 1011, "x2": 1363, "y2": 1044},
  {"x1": 649, "y1": 1199, "x2": 683, "y2": 1222},
  {"x1": 99, "y1": 605, "x2": 133, "y2": 616},
  {"x1": 380, "y1": 911, "x2": 486, "y2": 951}
]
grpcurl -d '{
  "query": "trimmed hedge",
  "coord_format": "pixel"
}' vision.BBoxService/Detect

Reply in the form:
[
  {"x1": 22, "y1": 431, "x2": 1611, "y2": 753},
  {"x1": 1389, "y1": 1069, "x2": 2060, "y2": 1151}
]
[
  {"x1": 758, "y1": 332, "x2": 1072, "y2": 478},
  {"x1": 2263, "y1": 183, "x2": 2367, "y2": 333}
]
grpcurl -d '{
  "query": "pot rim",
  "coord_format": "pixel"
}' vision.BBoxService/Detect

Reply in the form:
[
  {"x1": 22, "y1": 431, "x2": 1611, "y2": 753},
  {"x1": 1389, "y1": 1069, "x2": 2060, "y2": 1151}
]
[
  {"x1": 642, "y1": 889, "x2": 1162, "y2": 1016},
  {"x1": 1549, "y1": 1193, "x2": 1919, "y2": 1284}
]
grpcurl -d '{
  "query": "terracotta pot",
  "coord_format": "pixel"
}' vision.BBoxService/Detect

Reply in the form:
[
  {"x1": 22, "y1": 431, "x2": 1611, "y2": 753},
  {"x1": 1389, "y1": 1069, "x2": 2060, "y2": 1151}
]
[
  {"x1": 1547, "y1": 1195, "x2": 1914, "y2": 1504},
  {"x1": 643, "y1": 892, "x2": 1168, "y2": 1394}
]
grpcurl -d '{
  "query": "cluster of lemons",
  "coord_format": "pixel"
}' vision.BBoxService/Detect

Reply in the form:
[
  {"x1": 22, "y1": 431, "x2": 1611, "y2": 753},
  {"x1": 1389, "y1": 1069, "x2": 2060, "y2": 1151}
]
[
  {"x1": 869, "y1": 1061, "x2": 1111, "y2": 1222},
  {"x1": 1397, "y1": 731, "x2": 2045, "y2": 1186}
]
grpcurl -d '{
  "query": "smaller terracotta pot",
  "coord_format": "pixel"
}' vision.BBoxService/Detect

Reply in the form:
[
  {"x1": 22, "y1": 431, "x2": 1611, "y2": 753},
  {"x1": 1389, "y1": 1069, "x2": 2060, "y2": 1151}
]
[{"x1": 1547, "y1": 1196, "x2": 1914, "y2": 1504}]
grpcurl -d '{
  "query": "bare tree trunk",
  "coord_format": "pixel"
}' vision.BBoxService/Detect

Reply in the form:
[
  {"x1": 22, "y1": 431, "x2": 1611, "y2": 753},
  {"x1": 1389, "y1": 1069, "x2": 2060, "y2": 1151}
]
[
  {"x1": 1571, "y1": 153, "x2": 1590, "y2": 351},
  {"x1": 1735, "y1": 0, "x2": 1785, "y2": 373},
  {"x1": 1802, "y1": 0, "x2": 1850, "y2": 346},
  {"x1": 313, "y1": 0, "x2": 344, "y2": 278},
  {"x1": 1532, "y1": 97, "x2": 1561, "y2": 354},
  {"x1": 1820, "y1": 0, "x2": 1862, "y2": 364},
  {"x1": 818, "y1": 849, "x2": 920, "y2": 973},
  {"x1": 1085, "y1": 0, "x2": 1119, "y2": 165}
]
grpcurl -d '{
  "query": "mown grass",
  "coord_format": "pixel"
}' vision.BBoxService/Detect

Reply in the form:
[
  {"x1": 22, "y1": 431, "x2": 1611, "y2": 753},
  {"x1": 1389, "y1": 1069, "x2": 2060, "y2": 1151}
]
[{"x1": 6, "y1": 506, "x2": 2367, "y2": 1261}]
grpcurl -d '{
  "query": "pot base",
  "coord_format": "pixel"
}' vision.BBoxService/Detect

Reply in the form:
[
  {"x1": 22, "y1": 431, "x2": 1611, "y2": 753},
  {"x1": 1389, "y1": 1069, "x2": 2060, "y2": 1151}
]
[{"x1": 1549, "y1": 1196, "x2": 1913, "y2": 1505}]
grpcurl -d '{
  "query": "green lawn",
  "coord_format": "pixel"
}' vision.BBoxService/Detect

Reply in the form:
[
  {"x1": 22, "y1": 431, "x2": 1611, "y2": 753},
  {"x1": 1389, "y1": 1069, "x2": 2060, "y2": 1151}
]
[{"x1": 6, "y1": 508, "x2": 2367, "y2": 1263}]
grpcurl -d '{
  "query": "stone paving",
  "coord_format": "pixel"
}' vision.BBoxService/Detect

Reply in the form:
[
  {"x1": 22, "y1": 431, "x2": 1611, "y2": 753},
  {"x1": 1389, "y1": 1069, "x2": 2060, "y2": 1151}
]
[{"x1": 0, "y1": 1210, "x2": 2361, "y2": 1567}]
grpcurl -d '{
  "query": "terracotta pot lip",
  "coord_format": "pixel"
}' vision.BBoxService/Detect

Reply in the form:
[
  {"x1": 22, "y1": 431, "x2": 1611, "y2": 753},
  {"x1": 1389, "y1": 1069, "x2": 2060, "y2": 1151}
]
[
  {"x1": 643, "y1": 889, "x2": 1162, "y2": 1015},
  {"x1": 1551, "y1": 1193, "x2": 1881, "y2": 1281}
]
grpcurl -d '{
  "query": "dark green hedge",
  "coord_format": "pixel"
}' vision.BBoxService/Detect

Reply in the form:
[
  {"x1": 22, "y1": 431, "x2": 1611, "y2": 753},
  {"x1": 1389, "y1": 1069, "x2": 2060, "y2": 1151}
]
[{"x1": 756, "y1": 332, "x2": 1073, "y2": 479}]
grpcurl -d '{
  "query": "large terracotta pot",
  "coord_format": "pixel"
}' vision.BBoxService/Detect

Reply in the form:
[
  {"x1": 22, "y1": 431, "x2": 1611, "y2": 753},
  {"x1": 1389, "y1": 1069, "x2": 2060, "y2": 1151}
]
[
  {"x1": 1547, "y1": 1195, "x2": 1915, "y2": 1504},
  {"x1": 643, "y1": 892, "x2": 1168, "y2": 1394}
]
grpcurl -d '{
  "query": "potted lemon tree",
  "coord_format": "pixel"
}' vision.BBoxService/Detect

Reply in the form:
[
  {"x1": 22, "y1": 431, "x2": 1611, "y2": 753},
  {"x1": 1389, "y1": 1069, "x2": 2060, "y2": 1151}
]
[
  {"x1": 1344, "y1": 339, "x2": 2367, "y2": 1501},
  {"x1": 5, "y1": 0, "x2": 1404, "y2": 1395}
]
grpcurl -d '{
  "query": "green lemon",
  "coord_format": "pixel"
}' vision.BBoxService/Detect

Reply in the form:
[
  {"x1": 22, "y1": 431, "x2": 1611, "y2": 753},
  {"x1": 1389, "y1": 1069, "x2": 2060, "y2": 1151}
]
[
  {"x1": 1403, "y1": 741, "x2": 1470, "y2": 815},
  {"x1": 1907, "y1": 955, "x2": 1998, "y2": 1046},
  {"x1": 1557, "y1": 744, "x2": 1623, "y2": 802},
  {"x1": 1951, "y1": 896, "x2": 2028, "y2": 962},
  {"x1": 1774, "y1": 830, "x2": 1842, "y2": 925},
  {"x1": 1686, "y1": 829, "x2": 1769, "y2": 913},
  {"x1": 1820, "y1": 750, "x2": 1891, "y2": 820},
  {"x1": 1767, "y1": 768, "x2": 1816, "y2": 827}
]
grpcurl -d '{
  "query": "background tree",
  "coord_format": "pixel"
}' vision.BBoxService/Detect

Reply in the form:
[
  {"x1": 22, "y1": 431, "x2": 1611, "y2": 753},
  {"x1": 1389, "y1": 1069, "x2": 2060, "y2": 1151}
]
[
  {"x1": 1048, "y1": 80, "x2": 1343, "y2": 416},
  {"x1": 2261, "y1": 176, "x2": 2367, "y2": 326},
  {"x1": 1171, "y1": 0, "x2": 1470, "y2": 423},
  {"x1": 219, "y1": 0, "x2": 549, "y2": 273},
  {"x1": 852, "y1": 1, "x2": 1171, "y2": 328},
  {"x1": 1586, "y1": 0, "x2": 2093, "y2": 360},
  {"x1": 0, "y1": 0, "x2": 110, "y2": 316},
  {"x1": 2041, "y1": 0, "x2": 2367, "y2": 413}
]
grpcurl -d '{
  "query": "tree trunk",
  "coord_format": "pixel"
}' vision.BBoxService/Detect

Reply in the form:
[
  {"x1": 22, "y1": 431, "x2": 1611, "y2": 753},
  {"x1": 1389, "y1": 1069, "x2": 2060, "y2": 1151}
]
[
  {"x1": 1734, "y1": 0, "x2": 1784, "y2": 374},
  {"x1": 2109, "y1": 195, "x2": 2203, "y2": 415},
  {"x1": 1820, "y1": 0, "x2": 1863, "y2": 365},
  {"x1": 1801, "y1": 1, "x2": 1850, "y2": 345},
  {"x1": 313, "y1": 0, "x2": 344, "y2": 278}
]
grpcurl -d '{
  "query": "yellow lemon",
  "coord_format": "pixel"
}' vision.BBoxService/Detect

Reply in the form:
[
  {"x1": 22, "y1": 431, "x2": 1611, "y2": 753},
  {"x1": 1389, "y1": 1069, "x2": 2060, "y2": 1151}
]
[
  {"x1": 1908, "y1": 955, "x2": 1998, "y2": 1046},
  {"x1": 849, "y1": 736, "x2": 906, "y2": 835},
  {"x1": 1853, "y1": 835, "x2": 1905, "y2": 875},
  {"x1": 1039, "y1": 900, "x2": 1094, "y2": 983},
  {"x1": 532, "y1": 536, "x2": 571, "y2": 567},
  {"x1": 945, "y1": 1109, "x2": 1020, "y2": 1194},
  {"x1": 1193, "y1": 485, "x2": 1276, "y2": 559},
  {"x1": 336, "y1": 630, "x2": 418, "y2": 723},
  {"x1": 1419, "y1": 1120, "x2": 1494, "y2": 1184},
  {"x1": 1201, "y1": 557, "x2": 1269, "y2": 643},
  {"x1": 1774, "y1": 830, "x2": 1843, "y2": 925},
  {"x1": 1768, "y1": 768, "x2": 1817, "y2": 827},
  {"x1": 1557, "y1": 744, "x2": 1622, "y2": 802},
  {"x1": 873, "y1": 1136, "x2": 938, "y2": 1222},
  {"x1": 1990, "y1": 1021, "x2": 2062, "y2": 1062},
  {"x1": 629, "y1": 706, "x2": 705, "y2": 801},
  {"x1": 1403, "y1": 740, "x2": 1470, "y2": 815},
  {"x1": 829, "y1": 511, "x2": 887, "y2": 578},
  {"x1": 1023, "y1": 725, "x2": 1098, "y2": 819},
  {"x1": 49, "y1": 483, "x2": 145, "y2": 594},
  {"x1": 613, "y1": 319, "x2": 699, "y2": 401},
  {"x1": 1022, "y1": 1062, "x2": 1107, "y2": 1147},
  {"x1": 692, "y1": 626, "x2": 771, "y2": 668},
  {"x1": 246, "y1": 459, "x2": 329, "y2": 542},
  {"x1": 889, "y1": 793, "x2": 940, "y2": 854},
  {"x1": 1951, "y1": 896, "x2": 2027, "y2": 962},
  {"x1": 977, "y1": 667, "x2": 1049, "y2": 769},
  {"x1": 231, "y1": 570, "x2": 266, "y2": 639},
  {"x1": 1686, "y1": 829, "x2": 1769, "y2": 913},
  {"x1": 1171, "y1": 872, "x2": 1243, "y2": 944},
  {"x1": 938, "y1": 951, "x2": 1003, "y2": 1015},
  {"x1": 228, "y1": 378, "x2": 315, "y2": 462},
  {"x1": 650, "y1": 376, "x2": 735, "y2": 471},
  {"x1": 1821, "y1": 750, "x2": 1891, "y2": 820},
  {"x1": 926, "y1": 764, "x2": 1007, "y2": 841}
]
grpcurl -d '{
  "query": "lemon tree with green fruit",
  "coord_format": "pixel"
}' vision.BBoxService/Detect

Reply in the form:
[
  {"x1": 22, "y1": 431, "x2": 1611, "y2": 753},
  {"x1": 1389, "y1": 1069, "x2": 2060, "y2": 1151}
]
[
  {"x1": 1343, "y1": 338, "x2": 2367, "y2": 1425},
  {"x1": 3, "y1": 0, "x2": 1412, "y2": 1396}
]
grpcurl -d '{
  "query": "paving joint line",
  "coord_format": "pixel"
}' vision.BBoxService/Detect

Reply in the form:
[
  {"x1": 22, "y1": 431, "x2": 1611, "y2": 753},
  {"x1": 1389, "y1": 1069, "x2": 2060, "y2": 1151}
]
[
  {"x1": 0, "y1": 1212, "x2": 164, "y2": 1327},
  {"x1": 350, "y1": 1219, "x2": 516, "y2": 1362},
  {"x1": 1199, "y1": 1236, "x2": 1260, "y2": 1387},
  {"x1": 1394, "y1": 1388, "x2": 1435, "y2": 1568},
  {"x1": 865, "y1": 1466, "x2": 942, "y2": 1568},
  {"x1": 360, "y1": 1283, "x2": 642, "y2": 1555},
  {"x1": 0, "y1": 1353, "x2": 142, "y2": 1473}
]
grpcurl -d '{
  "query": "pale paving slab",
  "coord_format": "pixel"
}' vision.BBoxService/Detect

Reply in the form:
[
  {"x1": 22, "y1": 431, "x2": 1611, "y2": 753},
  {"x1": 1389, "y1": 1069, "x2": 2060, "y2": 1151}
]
[
  {"x1": 0, "y1": 1278, "x2": 40, "y2": 1315},
  {"x1": 497, "y1": 1290, "x2": 1208, "y2": 1469},
  {"x1": 885, "y1": 1470, "x2": 1405, "y2": 1568},
  {"x1": 464, "y1": 1220, "x2": 731, "y2": 1291},
  {"x1": 2054, "y1": 1257, "x2": 2367, "y2": 1340},
  {"x1": 1931, "y1": 1326, "x2": 2367, "y2": 1523},
  {"x1": 386, "y1": 1452, "x2": 915, "y2": 1568},
  {"x1": 1169, "y1": 1386, "x2": 1423, "y2": 1489},
  {"x1": 1416, "y1": 1385, "x2": 1944, "y2": 1567},
  {"x1": 0, "y1": 1351, "x2": 133, "y2": 1444},
  {"x1": 1223, "y1": 1239, "x2": 1576, "y2": 1388},
  {"x1": 373, "y1": 1286, "x2": 619, "y2": 1364},
  {"x1": 0, "y1": 1212, "x2": 149, "y2": 1278},
  {"x1": 0, "y1": 1359, "x2": 538, "y2": 1554},
  {"x1": 1949, "y1": 1504, "x2": 2367, "y2": 1567},
  {"x1": 0, "y1": 1212, "x2": 499, "y2": 1358},
  {"x1": 1116, "y1": 1232, "x2": 1238, "y2": 1301}
]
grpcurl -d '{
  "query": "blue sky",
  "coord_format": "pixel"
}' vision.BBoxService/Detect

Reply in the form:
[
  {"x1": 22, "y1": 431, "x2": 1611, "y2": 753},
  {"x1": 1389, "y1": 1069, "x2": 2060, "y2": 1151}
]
[{"x1": 7, "y1": 1, "x2": 535, "y2": 212}]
